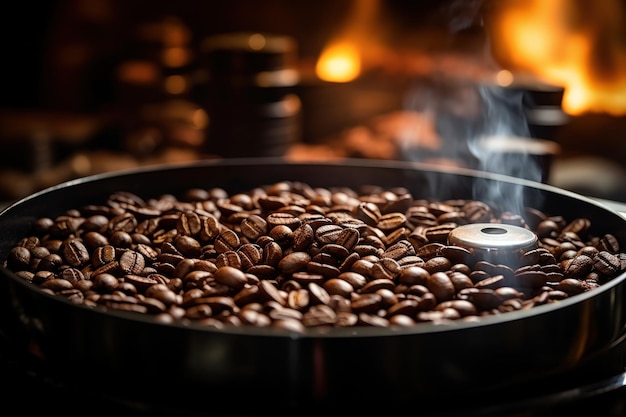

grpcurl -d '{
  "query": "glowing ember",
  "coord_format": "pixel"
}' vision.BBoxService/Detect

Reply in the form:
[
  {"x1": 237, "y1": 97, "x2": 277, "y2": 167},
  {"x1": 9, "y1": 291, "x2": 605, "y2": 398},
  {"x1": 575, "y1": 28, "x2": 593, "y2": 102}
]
[{"x1": 487, "y1": 0, "x2": 626, "y2": 115}]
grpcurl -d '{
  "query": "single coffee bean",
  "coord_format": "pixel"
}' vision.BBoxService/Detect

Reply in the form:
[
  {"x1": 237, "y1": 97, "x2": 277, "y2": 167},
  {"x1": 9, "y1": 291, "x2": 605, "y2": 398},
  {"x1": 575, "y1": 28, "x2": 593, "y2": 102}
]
[
  {"x1": 593, "y1": 251, "x2": 622, "y2": 276},
  {"x1": 426, "y1": 272, "x2": 455, "y2": 302},
  {"x1": 61, "y1": 238, "x2": 90, "y2": 268},
  {"x1": 214, "y1": 266, "x2": 248, "y2": 290},
  {"x1": 562, "y1": 255, "x2": 594, "y2": 279}
]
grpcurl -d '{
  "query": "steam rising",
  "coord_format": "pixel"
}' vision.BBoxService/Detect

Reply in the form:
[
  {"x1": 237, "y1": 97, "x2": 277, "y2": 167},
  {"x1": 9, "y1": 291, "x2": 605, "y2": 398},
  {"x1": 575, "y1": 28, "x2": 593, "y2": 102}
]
[{"x1": 404, "y1": 78, "x2": 544, "y2": 215}]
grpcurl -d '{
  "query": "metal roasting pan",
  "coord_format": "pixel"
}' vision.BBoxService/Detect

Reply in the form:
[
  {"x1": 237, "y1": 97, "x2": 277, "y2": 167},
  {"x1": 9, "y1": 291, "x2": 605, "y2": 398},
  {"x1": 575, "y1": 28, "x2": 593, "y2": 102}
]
[{"x1": 1, "y1": 157, "x2": 626, "y2": 414}]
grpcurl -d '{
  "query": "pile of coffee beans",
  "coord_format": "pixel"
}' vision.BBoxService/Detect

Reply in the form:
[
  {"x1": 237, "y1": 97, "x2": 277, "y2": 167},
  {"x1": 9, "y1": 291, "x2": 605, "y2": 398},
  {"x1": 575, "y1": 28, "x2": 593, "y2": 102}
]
[{"x1": 4, "y1": 181, "x2": 625, "y2": 332}]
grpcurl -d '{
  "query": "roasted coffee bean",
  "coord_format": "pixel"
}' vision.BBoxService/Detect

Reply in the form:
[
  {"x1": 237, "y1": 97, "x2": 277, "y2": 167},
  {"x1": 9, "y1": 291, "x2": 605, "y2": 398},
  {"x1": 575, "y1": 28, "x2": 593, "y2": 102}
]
[
  {"x1": 37, "y1": 253, "x2": 64, "y2": 272},
  {"x1": 423, "y1": 256, "x2": 453, "y2": 274},
  {"x1": 108, "y1": 230, "x2": 132, "y2": 247},
  {"x1": 177, "y1": 211, "x2": 202, "y2": 236},
  {"x1": 307, "y1": 282, "x2": 331, "y2": 305},
  {"x1": 370, "y1": 258, "x2": 400, "y2": 281},
  {"x1": 266, "y1": 212, "x2": 301, "y2": 231},
  {"x1": 562, "y1": 217, "x2": 591, "y2": 237},
  {"x1": 40, "y1": 277, "x2": 76, "y2": 293},
  {"x1": 357, "y1": 312, "x2": 390, "y2": 327},
  {"x1": 376, "y1": 212, "x2": 407, "y2": 232},
  {"x1": 6, "y1": 246, "x2": 31, "y2": 270},
  {"x1": 285, "y1": 288, "x2": 309, "y2": 310},
  {"x1": 458, "y1": 288, "x2": 501, "y2": 311},
  {"x1": 398, "y1": 266, "x2": 430, "y2": 286},
  {"x1": 426, "y1": 272, "x2": 455, "y2": 301},
  {"x1": 124, "y1": 274, "x2": 160, "y2": 291},
  {"x1": 278, "y1": 251, "x2": 310, "y2": 274},
  {"x1": 336, "y1": 271, "x2": 367, "y2": 290},
  {"x1": 193, "y1": 296, "x2": 236, "y2": 314},
  {"x1": 291, "y1": 272, "x2": 325, "y2": 286},
  {"x1": 474, "y1": 275, "x2": 509, "y2": 290},
  {"x1": 562, "y1": 255, "x2": 594, "y2": 279},
  {"x1": 383, "y1": 239, "x2": 415, "y2": 260},
  {"x1": 351, "y1": 293, "x2": 383, "y2": 313},
  {"x1": 214, "y1": 265, "x2": 248, "y2": 290},
  {"x1": 593, "y1": 251, "x2": 622, "y2": 276},
  {"x1": 463, "y1": 201, "x2": 493, "y2": 223},
  {"x1": 92, "y1": 273, "x2": 119, "y2": 292},
  {"x1": 175, "y1": 235, "x2": 202, "y2": 258},
  {"x1": 335, "y1": 227, "x2": 360, "y2": 250},
  {"x1": 323, "y1": 278, "x2": 354, "y2": 298},
  {"x1": 598, "y1": 234, "x2": 620, "y2": 253},
  {"x1": 306, "y1": 262, "x2": 340, "y2": 282},
  {"x1": 315, "y1": 224, "x2": 344, "y2": 245},
  {"x1": 59, "y1": 267, "x2": 84, "y2": 284},
  {"x1": 82, "y1": 231, "x2": 108, "y2": 249},
  {"x1": 386, "y1": 299, "x2": 420, "y2": 317},
  {"x1": 257, "y1": 279, "x2": 285, "y2": 305},
  {"x1": 557, "y1": 278, "x2": 587, "y2": 295},
  {"x1": 302, "y1": 304, "x2": 337, "y2": 327},
  {"x1": 383, "y1": 193, "x2": 413, "y2": 214},
  {"x1": 214, "y1": 229, "x2": 241, "y2": 253},
  {"x1": 397, "y1": 255, "x2": 425, "y2": 269},
  {"x1": 500, "y1": 212, "x2": 526, "y2": 227},
  {"x1": 6, "y1": 181, "x2": 625, "y2": 330},
  {"x1": 292, "y1": 223, "x2": 315, "y2": 251},
  {"x1": 447, "y1": 271, "x2": 474, "y2": 292},
  {"x1": 425, "y1": 224, "x2": 456, "y2": 244},
  {"x1": 440, "y1": 245, "x2": 475, "y2": 265},
  {"x1": 199, "y1": 215, "x2": 221, "y2": 242},
  {"x1": 334, "y1": 311, "x2": 358, "y2": 327},
  {"x1": 521, "y1": 247, "x2": 557, "y2": 266},
  {"x1": 119, "y1": 250, "x2": 146, "y2": 275},
  {"x1": 415, "y1": 243, "x2": 445, "y2": 260},
  {"x1": 61, "y1": 238, "x2": 90, "y2": 268},
  {"x1": 515, "y1": 269, "x2": 549, "y2": 288},
  {"x1": 408, "y1": 227, "x2": 429, "y2": 248},
  {"x1": 534, "y1": 219, "x2": 560, "y2": 239},
  {"x1": 356, "y1": 201, "x2": 381, "y2": 226},
  {"x1": 353, "y1": 243, "x2": 384, "y2": 258},
  {"x1": 237, "y1": 244, "x2": 262, "y2": 270},
  {"x1": 361, "y1": 278, "x2": 396, "y2": 294},
  {"x1": 269, "y1": 225, "x2": 293, "y2": 247},
  {"x1": 318, "y1": 243, "x2": 350, "y2": 260},
  {"x1": 436, "y1": 300, "x2": 477, "y2": 317}
]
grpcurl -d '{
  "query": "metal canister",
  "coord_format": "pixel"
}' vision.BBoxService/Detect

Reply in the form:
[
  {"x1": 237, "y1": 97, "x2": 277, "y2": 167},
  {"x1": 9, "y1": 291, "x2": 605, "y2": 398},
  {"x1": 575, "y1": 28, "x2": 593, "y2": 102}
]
[{"x1": 198, "y1": 32, "x2": 301, "y2": 157}]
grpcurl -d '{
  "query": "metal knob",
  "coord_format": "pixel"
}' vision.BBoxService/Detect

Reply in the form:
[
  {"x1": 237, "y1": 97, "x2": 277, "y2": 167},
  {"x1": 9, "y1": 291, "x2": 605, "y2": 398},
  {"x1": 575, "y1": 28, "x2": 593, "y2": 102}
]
[{"x1": 447, "y1": 223, "x2": 538, "y2": 266}]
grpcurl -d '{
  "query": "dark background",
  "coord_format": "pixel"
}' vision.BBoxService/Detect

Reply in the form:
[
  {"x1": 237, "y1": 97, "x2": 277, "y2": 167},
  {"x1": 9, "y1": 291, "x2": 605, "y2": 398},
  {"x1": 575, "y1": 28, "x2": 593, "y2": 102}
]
[{"x1": 2, "y1": 0, "x2": 626, "y2": 201}]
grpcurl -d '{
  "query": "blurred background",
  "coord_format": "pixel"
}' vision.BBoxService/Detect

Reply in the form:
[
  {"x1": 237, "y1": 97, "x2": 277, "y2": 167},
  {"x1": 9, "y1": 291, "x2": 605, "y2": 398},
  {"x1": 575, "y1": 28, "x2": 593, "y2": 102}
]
[{"x1": 2, "y1": 0, "x2": 626, "y2": 204}]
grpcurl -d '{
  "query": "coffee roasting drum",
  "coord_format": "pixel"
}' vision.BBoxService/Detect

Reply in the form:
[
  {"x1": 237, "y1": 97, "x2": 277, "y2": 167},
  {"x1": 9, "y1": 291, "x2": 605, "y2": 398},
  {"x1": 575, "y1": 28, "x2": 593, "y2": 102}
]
[{"x1": 1, "y1": 158, "x2": 626, "y2": 414}]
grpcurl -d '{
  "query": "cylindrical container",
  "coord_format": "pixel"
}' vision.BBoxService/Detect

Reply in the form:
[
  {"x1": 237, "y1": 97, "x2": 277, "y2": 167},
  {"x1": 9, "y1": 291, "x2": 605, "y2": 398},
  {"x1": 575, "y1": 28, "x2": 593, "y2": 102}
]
[
  {"x1": 199, "y1": 32, "x2": 301, "y2": 157},
  {"x1": 522, "y1": 83, "x2": 568, "y2": 142}
]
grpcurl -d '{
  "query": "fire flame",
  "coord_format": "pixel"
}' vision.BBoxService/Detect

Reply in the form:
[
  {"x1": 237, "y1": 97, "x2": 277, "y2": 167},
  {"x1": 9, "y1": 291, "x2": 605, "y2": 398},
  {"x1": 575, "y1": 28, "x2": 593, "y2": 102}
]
[
  {"x1": 315, "y1": 0, "x2": 382, "y2": 83},
  {"x1": 488, "y1": 0, "x2": 626, "y2": 115},
  {"x1": 316, "y1": 42, "x2": 361, "y2": 83}
]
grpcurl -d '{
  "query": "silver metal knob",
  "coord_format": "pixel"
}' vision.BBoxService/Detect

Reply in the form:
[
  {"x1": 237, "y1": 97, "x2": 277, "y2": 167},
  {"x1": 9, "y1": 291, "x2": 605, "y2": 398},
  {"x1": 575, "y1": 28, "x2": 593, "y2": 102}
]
[{"x1": 447, "y1": 223, "x2": 538, "y2": 266}]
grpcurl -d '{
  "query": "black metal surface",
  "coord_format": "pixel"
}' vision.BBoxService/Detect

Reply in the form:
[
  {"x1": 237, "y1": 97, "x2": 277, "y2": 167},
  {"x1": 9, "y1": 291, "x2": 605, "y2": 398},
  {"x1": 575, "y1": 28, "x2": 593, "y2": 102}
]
[{"x1": 2, "y1": 157, "x2": 626, "y2": 414}]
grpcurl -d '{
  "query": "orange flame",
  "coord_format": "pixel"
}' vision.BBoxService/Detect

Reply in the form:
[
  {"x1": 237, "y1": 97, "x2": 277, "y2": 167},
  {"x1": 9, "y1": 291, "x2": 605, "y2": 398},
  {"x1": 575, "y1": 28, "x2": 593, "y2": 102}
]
[
  {"x1": 316, "y1": 42, "x2": 361, "y2": 83},
  {"x1": 488, "y1": 0, "x2": 626, "y2": 115},
  {"x1": 315, "y1": 0, "x2": 382, "y2": 83}
]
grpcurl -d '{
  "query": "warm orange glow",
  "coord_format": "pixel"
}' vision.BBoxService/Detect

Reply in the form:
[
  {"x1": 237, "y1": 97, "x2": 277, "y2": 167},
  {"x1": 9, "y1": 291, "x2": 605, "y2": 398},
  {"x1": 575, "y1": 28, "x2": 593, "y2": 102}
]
[
  {"x1": 488, "y1": 0, "x2": 626, "y2": 115},
  {"x1": 495, "y1": 70, "x2": 514, "y2": 87},
  {"x1": 316, "y1": 43, "x2": 361, "y2": 83},
  {"x1": 315, "y1": 0, "x2": 382, "y2": 83}
]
